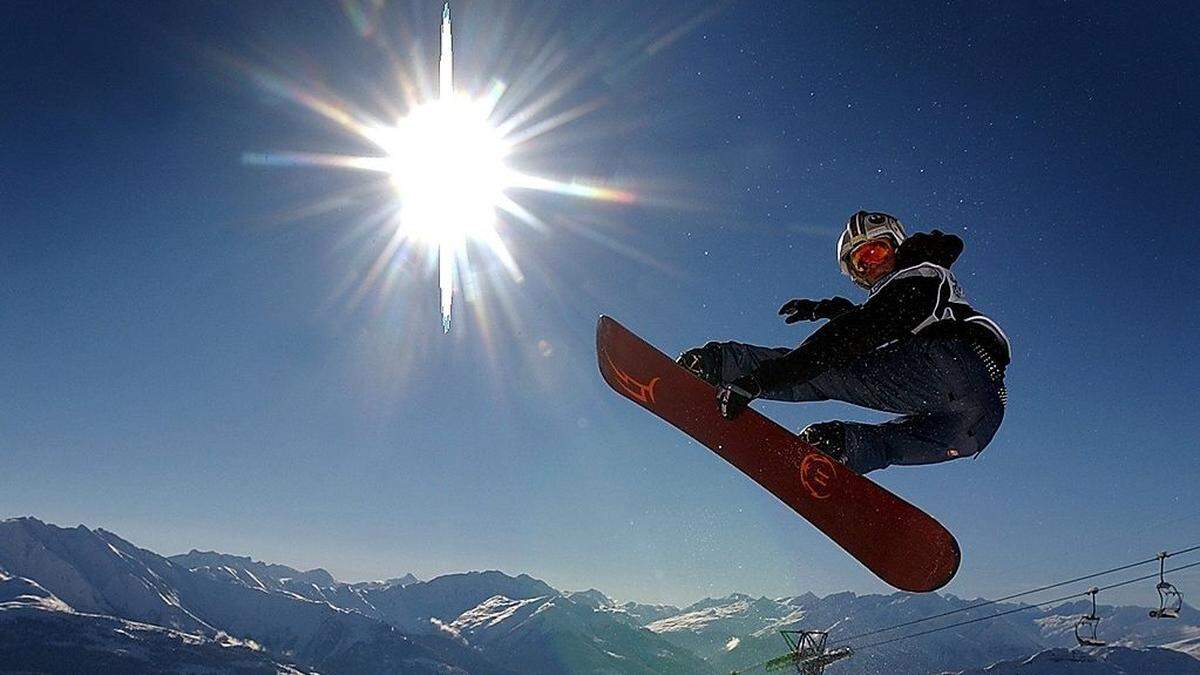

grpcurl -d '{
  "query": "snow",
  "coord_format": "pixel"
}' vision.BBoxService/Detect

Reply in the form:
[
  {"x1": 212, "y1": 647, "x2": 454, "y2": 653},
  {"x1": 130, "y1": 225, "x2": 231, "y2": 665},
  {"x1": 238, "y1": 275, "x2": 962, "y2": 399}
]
[
  {"x1": 1163, "y1": 627, "x2": 1200, "y2": 658},
  {"x1": 449, "y1": 594, "x2": 547, "y2": 631},
  {"x1": 946, "y1": 646, "x2": 1200, "y2": 674},
  {"x1": 646, "y1": 597, "x2": 758, "y2": 633},
  {"x1": 0, "y1": 578, "x2": 312, "y2": 674},
  {"x1": 0, "y1": 572, "x2": 75, "y2": 613}
]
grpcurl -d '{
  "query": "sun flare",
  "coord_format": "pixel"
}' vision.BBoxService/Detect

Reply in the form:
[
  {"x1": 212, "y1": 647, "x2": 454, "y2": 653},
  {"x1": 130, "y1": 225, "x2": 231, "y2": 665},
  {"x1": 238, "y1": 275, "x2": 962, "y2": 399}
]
[
  {"x1": 239, "y1": 1, "x2": 654, "y2": 336},
  {"x1": 370, "y1": 96, "x2": 512, "y2": 247}
]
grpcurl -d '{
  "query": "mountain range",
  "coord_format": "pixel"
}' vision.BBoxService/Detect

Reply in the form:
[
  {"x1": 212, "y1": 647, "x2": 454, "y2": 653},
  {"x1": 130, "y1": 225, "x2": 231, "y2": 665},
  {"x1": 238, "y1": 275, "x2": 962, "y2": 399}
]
[{"x1": 1, "y1": 516, "x2": 1197, "y2": 674}]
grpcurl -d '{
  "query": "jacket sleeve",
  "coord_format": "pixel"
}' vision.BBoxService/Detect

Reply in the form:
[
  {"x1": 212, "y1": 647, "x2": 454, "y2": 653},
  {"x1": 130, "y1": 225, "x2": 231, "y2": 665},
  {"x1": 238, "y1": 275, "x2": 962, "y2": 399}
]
[{"x1": 752, "y1": 273, "x2": 946, "y2": 392}]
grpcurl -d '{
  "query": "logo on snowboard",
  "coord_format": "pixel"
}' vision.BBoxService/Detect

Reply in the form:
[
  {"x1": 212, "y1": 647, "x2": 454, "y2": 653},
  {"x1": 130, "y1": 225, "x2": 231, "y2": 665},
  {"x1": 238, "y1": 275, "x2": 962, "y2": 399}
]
[
  {"x1": 605, "y1": 355, "x2": 661, "y2": 404},
  {"x1": 800, "y1": 453, "x2": 838, "y2": 500}
]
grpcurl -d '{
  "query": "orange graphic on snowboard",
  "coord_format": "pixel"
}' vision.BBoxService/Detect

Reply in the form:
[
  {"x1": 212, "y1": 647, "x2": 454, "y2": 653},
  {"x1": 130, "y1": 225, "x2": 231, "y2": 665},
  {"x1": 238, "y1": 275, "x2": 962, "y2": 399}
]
[
  {"x1": 800, "y1": 453, "x2": 839, "y2": 500},
  {"x1": 605, "y1": 355, "x2": 661, "y2": 404}
]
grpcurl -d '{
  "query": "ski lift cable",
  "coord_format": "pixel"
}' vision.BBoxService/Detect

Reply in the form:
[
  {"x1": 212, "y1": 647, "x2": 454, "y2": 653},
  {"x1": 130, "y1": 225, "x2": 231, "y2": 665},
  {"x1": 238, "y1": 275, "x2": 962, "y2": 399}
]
[
  {"x1": 832, "y1": 542, "x2": 1200, "y2": 646},
  {"x1": 849, "y1": 559, "x2": 1200, "y2": 653}
]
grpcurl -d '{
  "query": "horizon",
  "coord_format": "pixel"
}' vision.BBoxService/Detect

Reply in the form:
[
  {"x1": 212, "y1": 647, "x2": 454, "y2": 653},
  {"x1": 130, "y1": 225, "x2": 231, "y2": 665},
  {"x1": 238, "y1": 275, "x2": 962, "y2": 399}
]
[
  {"x1": 3, "y1": 515, "x2": 1196, "y2": 675},
  {"x1": 3, "y1": 0, "x2": 1199, "y2": 609},
  {"x1": 5, "y1": 513, "x2": 1193, "y2": 613}
]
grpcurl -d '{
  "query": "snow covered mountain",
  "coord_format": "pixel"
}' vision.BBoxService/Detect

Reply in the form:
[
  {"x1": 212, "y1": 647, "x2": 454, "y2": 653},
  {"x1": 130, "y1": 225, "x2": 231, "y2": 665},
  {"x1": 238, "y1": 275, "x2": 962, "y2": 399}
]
[
  {"x1": 0, "y1": 518, "x2": 213, "y2": 633},
  {"x1": 351, "y1": 573, "x2": 421, "y2": 591},
  {"x1": 945, "y1": 646, "x2": 1200, "y2": 674},
  {"x1": 645, "y1": 592, "x2": 811, "y2": 656},
  {"x1": 644, "y1": 590, "x2": 1200, "y2": 675},
  {"x1": 171, "y1": 549, "x2": 341, "y2": 588},
  {"x1": 169, "y1": 549, "x2": 390, "y2": 619},
  {"x1": 363, "y1": 569, "x2": 559, "y2": 633},
  {"x1": 4, "y1": 515, "x2": 1199, "y2": 674},
  {"x1": 0, "y1": 517, "x2": 512, "y2": 675},
  {"x1": 352, "y1": 576, "x2": 718, "y2": 673},
  {"x1": 1035, "y1": 598, "x2": 1200, "y2": 654},
  {"x1": 164, "y1": 549, "x2": 718, "y2": 673},
  {"x1": 0, "y1": 571, "x2": 313, "y2": 674},
  {"x1": 0, "y1": 517, "x2": 712, "y2": 674},
  {"x1": 446, "y1": 593, "x2": 717, "y2": 674},
  {"x1": 562, "y1": 587, "x2": 683, "y2": 626}
]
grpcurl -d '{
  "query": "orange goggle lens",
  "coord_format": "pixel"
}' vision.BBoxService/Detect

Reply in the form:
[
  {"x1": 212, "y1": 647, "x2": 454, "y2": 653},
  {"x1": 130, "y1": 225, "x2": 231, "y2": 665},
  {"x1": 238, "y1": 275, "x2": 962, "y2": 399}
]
[{"x1": 850, "y1": 240, "x2": 893, "y2": 269}]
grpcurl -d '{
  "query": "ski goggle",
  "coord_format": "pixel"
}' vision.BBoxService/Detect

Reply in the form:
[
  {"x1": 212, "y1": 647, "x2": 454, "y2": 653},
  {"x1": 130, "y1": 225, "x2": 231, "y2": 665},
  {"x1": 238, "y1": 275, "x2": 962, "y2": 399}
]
[{"x1": 848, "y1": 239, "x2": 894, "y2": 271}]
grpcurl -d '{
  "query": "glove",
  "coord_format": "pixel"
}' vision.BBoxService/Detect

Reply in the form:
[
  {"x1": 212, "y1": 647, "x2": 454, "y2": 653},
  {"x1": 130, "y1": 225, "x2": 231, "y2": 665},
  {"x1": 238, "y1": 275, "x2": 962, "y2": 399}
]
[
  {"x1": 778, "y1": 296, "x2": 855, "y2": 324},
  {"x1": 716, "y1": 373, "x2": 762, "y2": 420},
  {"x1": 677, "y1": 342, "x2": 723, "y2": 385},
  {"x1": 895, "y1": 229, "x2": 963, "y2": 269}
]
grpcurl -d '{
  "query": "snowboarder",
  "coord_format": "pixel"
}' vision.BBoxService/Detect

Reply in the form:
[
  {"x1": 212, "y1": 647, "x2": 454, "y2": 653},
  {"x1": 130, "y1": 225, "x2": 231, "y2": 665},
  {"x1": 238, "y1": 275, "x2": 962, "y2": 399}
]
[{"x1": 678, "y1": 211, "x2": 1010, "y2": 475}]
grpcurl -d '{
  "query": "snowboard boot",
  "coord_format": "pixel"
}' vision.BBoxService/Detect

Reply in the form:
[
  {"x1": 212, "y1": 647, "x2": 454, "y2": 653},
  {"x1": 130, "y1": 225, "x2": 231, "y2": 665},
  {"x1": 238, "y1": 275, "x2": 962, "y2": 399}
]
[
  {"x1": 798, "y1": 421, "x2": 849, "y2": 465},
  {"x1": 676, "y1": 342, "x2": 724, "y2": 386}
]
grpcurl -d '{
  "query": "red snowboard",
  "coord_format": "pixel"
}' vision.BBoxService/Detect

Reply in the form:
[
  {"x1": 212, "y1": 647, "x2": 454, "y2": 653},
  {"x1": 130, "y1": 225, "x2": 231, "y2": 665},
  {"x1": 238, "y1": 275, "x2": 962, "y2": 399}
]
[{"x1": 596, "y1": 315, "x2": 959, "y2": 592}]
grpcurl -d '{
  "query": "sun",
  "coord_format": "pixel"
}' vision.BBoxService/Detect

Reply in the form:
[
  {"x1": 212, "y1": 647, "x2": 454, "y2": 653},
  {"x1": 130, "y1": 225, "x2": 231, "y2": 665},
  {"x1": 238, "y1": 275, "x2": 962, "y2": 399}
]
[
  {"x1": 367, "y1": 3, "x2": 525, "y2": 333},
  {"x1": 362, "y1": 92, "x2": 516, "y2": 333},
  {"x1": 370, "y1": 96, "x2": 512, "y2": 247}
]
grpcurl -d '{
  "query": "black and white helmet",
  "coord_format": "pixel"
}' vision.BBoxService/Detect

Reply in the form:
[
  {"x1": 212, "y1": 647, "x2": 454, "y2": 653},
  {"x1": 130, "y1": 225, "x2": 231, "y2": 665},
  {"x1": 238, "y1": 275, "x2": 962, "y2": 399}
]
[{"x1": 837, "y1": 211, "x2": 907, "y2": 277}]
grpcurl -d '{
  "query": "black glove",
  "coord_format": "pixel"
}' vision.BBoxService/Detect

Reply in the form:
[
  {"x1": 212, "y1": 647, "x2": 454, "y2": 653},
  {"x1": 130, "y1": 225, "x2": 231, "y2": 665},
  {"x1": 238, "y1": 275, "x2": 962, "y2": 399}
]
[
  {"x1": 677, "y1": 342, "x2": 723, "y2": 385},
  {"x1": 778, "y1": 297, "x2": 855, "y2": 324},
  {"x1": 716, "y1": 373, "x2": 762, "y2": 420},
  {"x1": 895, "y1": 229, "x2": 963, "y2": 269}
]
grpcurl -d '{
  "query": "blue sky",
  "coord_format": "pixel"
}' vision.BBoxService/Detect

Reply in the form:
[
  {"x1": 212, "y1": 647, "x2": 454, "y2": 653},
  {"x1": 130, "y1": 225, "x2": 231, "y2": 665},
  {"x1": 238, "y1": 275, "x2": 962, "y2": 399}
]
[{"x1": 3, "y1": 0, "x2": 1198, "y2": 606}]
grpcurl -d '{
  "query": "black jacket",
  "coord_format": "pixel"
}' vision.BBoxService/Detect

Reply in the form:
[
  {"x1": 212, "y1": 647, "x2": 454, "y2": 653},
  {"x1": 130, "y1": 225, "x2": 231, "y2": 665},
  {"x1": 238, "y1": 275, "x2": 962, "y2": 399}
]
[{"x1": 753, "y1": 231, "x2": 1010, "y2": 393}]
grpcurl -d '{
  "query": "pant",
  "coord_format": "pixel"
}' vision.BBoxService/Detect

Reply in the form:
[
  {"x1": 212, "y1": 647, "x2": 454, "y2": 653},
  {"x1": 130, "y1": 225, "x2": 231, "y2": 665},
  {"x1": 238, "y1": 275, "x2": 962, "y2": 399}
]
[{"x1": 714, "y1": 336, "x2": 1006, "y2": 474}]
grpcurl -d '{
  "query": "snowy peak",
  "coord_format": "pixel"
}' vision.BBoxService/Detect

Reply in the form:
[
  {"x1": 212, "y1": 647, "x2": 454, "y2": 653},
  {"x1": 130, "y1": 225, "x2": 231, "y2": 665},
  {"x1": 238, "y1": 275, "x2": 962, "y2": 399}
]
[
  {"x1": 351, "y1": 573, "x2": 420, "y2": 591},
  {"x1": 556, "y1": 592, "x2": 682, "y2": 628},
  {"x1": 645, "y1": 593, "x2": 805, "y2": 659},
  {"x1": 0, "y1": 517, "x2": 211, "y2": 633},
  {"x1": 449, "y1": 594, "x2": 549, "y2": 636},
  {"x1": 0, "y1": 518, "x2": 516, "y2": 675},
  {"x1": 563, "y1": 588, "x2": 615, "y2": 609},
  {"x1": 171, "y1": 549, "x2": 337, "y2": 588},
  {"x1": 443, "y1": 592, "x2": 719, "y2": 675},
  {"x1": 615, "y1": 600, "x2": 683, "y2": 625},
  {"x1": 776, "y1": 591, "x2": 821, "y2": 607},
  {"x1": 169, "y1": 549, "x2": 396, "y2": 619},
  {"x1": 681, "y1": 592, "x2": 756, "y2": 613},
  {"x1": 648, "y1": 593, "x2": 799, "y2": 635},
  {"x1": 364, "y1": 569, "x2": 559, "y2": 633}
]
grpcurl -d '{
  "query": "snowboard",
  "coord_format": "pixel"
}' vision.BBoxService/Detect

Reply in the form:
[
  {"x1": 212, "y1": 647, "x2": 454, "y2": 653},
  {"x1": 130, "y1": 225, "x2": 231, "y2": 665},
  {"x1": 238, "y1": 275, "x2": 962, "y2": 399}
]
[{"x1": 595, "y1": 315, "x2": 960, "y2": 592}]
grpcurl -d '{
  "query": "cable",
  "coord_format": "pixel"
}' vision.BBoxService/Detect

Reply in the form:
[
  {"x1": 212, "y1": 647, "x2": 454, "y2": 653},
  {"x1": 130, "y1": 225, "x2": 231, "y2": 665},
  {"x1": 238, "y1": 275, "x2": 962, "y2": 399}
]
[
  {"x1": 851, "y1": 559, "x2": 1200, "y2": 652},
  {"x1": 832, "y1": 542, "x2": 1200, "y2": 646}
]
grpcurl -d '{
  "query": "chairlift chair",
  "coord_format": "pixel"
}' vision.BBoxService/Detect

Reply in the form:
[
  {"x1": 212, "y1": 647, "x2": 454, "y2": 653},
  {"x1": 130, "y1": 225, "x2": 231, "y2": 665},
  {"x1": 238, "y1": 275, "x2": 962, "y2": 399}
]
[
  {"x1": 1075, "y1": 587, "x2": 1106, "y2": 647},
  {"x1": 1149, "y1": 551, "x2": 1184, "y2": 619}
]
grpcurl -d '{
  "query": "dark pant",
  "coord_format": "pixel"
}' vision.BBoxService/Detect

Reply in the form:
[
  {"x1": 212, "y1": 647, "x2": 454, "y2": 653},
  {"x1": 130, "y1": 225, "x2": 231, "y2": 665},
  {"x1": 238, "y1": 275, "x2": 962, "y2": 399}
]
[{"x1": 715, "y1": 337, "x2": 1006, "y2": 474}]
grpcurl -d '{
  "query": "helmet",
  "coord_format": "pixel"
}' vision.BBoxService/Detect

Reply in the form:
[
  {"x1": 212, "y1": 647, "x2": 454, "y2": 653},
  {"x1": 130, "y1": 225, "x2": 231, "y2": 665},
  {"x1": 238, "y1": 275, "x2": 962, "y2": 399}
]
[{"x1": 837, "y1": 211, "x2": 906, "y2": 277}]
